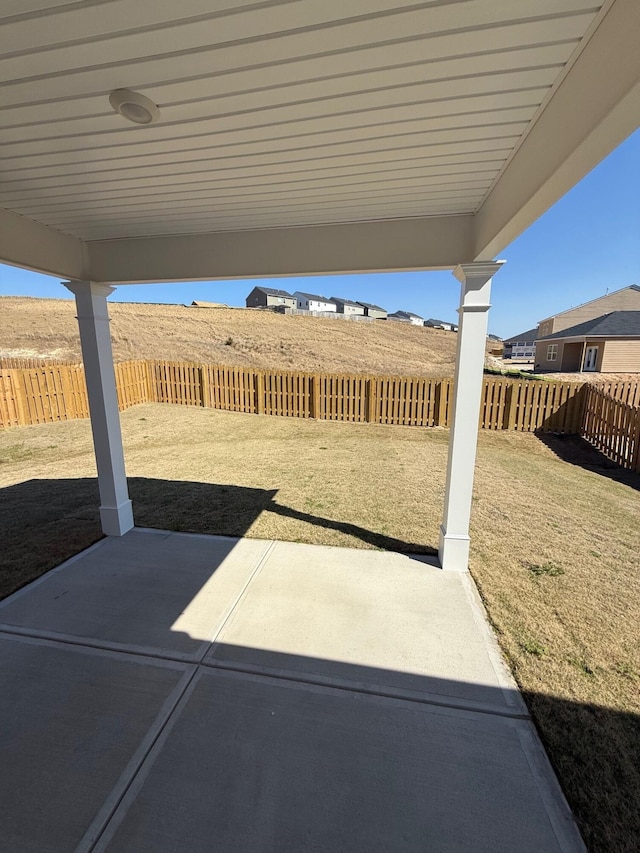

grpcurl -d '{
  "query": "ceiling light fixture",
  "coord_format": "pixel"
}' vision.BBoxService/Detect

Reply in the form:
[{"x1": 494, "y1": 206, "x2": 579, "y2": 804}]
[{"x1": 109, "y1": 89, "x2": 160, "y2": 125}]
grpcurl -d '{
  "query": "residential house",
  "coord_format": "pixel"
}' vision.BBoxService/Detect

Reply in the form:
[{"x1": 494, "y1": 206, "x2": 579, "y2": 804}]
[
  {"x1": 388, "y1": 310, "x2": 424, "y2": 326},
  {"x1": 535, "y1": 311, "x2": 640, "y2": 372},
  {"x1": 424, "y1": 318, "x2": 458, "y2": 331},
  {"x1": 245, "y1": 286, "x2": 297, "y2": 309},
  {"x1": 503, "y1": 328, "x2": 537, "y2": 360},
  {"x1": 331, "y1": 296, "x2": 365, "y2": 316},
  {"x1": 536, "y1": 285, "x2": 640, "y2": 337},
  {"x1": 293, "y1": 292, "x2": 337, "y2": 312},
  {"x1": 356, "y1": 301, "x2": 387, "y2": 319}
]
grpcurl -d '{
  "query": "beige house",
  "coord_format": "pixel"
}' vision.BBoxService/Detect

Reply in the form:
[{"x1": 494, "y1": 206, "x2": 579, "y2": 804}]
[
  {"x1": 535, "y1": 311, "x2": 640, "y2": 372},
  {"x1": 245, "y1": 286, "x2": 297, "y2": 309},
  {"x1": 537, "y1": 285, "x2": 640, "y2": 337}
]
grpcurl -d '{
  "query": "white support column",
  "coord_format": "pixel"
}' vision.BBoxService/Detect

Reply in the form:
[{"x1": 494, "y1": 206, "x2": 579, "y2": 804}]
[
  {"x1": 64, "y1": 281, "x2": 133, "y2": 536},
  {"x1": 439, "y1": 261, "x2": 504, "y2": 571}
]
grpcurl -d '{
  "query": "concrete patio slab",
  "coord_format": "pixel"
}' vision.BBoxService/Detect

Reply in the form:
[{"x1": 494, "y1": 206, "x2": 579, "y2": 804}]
[
  {"x1": 0, "y1": 633, "x2": 191, "y2": 853},
  {"x1": 206, "y1": 541, "x2": 521, "y2": 714},
  {"x1": 0, "y1": 529, "x2": 272, "y2": 660},
  {"x1": 97, "y1": 667, "x2": 581, "y2": 853},
  {"x1": 0, "y1": 530, "x2": 585, "y2": 852}
]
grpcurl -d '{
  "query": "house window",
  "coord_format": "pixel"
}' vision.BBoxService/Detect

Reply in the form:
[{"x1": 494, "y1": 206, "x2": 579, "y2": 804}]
[
  {"x1": 524, "y1": 351, "x2": 533, "y2": 357},
  {"x1": 547, "y1": 344, "x2": 558, "y2": 361}
]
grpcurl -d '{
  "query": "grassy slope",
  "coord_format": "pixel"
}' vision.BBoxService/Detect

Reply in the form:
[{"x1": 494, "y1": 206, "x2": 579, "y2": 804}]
[
  {"x1": 1, "y1": 405, "x2": 638, "y2": 852},
  {"x1": 0, "y1": 296, "x2": 459, "y2": 376}
]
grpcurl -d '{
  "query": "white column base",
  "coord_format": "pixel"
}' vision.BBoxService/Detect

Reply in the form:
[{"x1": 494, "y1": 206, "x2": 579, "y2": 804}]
[
  {"x1": 99, "y1": 500, "x2": 134, "y2": 536},
  {"x1": 438, "y1": 526, "x2": 470, "y2": 572}
]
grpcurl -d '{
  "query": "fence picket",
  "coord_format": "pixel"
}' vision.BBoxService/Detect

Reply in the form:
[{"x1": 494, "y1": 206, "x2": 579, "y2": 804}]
[{"x1": 2, "y1": 358, "x2": 640, "y2": 471}]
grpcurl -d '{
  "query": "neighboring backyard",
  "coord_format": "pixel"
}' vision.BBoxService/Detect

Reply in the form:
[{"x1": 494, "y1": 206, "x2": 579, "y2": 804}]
[{"x1": 0, "y1": 403, "x2": 638, "y2": 852}]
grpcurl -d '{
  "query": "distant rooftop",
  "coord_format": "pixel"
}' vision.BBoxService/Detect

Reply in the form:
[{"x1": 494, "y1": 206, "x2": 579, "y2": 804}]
[
  {"x1": 356, "y1": 301, "x2": 387, "y2": 312},
  {"x1": 389, "y1": 310, "x2": 423, "y2": 320},
  {"x1": 503, "y1": 327, "x2": 538, "y2": 344},
  {"x1": 425, "y1": 318, "x2": 457, "y2": 327},
  {"x1": 293, "y1": 292, "x2": 336, "y2": 302},
  {"x1": 330, "y1": 296, "x2": 362, "y2": 307},
  {"x1": 253, "y1": 286, "x2": 294, "y2": 298},
  {"x1": 191, "y1": 301, "x2": 229, "y2": 308}
]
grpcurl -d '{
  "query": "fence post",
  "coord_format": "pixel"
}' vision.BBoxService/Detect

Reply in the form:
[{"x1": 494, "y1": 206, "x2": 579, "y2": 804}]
[
  {"x1": 311, "y1": 374, "x2": 321, "y2": 419},
  {"x1": 631, "y1": 410, "x2": 640, "y2": 472},
  {"x1": 143, "y1": 361, "x2": 155, "y2": 403},
  {"x1": 13, "y1": 369, "x2": 29, "y2": 426},
  {"x1": 198, "y1": 364, "x2": 209, "y2": 408},
  {"x1": 366, "y1": 377, "x2": 377, "y2": 423},
  {"x1": 504, "y1": 383, "x2": 517, "y2": 430},
  {"x1": 436, "y1": 379, "x2": 448, "y2": 426},
  {"x1": 255, "y1": 371, "x2": 264, "y2": 414}
]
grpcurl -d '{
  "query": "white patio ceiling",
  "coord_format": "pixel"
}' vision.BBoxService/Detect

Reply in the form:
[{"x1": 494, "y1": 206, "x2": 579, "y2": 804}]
[{"x1": 1, "y1": 0, "x2": 639, "y2": 283}]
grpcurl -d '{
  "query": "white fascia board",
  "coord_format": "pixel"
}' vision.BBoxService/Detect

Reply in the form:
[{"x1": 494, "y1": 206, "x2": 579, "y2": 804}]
[
  {"x1": 537, "y1": 336, "x2": 584, "y2": 344},
  {"x1": 0, "y1": 208, "x2": 85, "y2": 280},
  {"x1": 473, "y1": 0, "x2": 640, "y2": 260},
  {"x1": 86, "y1": 215, "x2": 473, "y2": 284}
]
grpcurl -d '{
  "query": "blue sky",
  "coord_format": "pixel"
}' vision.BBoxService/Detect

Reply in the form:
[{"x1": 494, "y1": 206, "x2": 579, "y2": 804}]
[{"x1": 1, "y1": 128, "x2": 638, "y2": 339}]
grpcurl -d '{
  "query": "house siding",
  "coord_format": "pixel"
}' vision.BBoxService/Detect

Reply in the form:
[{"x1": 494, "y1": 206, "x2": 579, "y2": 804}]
[
  {"x1": 535, "y1": 340, "x2": 566, "y2": 371},
  {"x1": 335, "y1": 303, "x2": 365, "y2": 315},
  {"x1": 246, "y1": 288, "x2": 296, "y2": 308},
  {"x1": 537, "y1": 319, "x2": 554, "y2": 337},
  {"x1": 600, "y1": 339, "x2": 640, "y2": 372},
  {"x1": 540, "y1": 288, "x2": 640, "y2": 334}
]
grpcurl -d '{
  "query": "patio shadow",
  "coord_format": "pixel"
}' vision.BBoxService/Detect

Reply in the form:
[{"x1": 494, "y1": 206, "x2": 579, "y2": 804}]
[
  {"x1": 0, "y1": 476, "x2": 435, "y2": 600},
  {"x1": 537, "y1": 433, "x2": 640, "y2": 491}
]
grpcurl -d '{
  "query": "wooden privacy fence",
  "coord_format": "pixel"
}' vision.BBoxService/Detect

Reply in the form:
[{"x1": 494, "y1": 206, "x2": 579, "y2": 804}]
[
  {"x1": 582, "y1": 385, "x2": 640, "y2": 472},
  {"x1": 0, "y1": 358, "x2": 609, "y2": 435}
]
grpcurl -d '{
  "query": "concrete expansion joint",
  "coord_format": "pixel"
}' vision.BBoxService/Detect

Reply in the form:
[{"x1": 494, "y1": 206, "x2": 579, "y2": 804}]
[{"x1": 200, "y1": 656, "x2": 532, "y2": 721}]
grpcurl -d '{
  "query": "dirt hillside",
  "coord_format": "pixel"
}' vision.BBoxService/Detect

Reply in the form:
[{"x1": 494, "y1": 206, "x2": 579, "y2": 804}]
[{"x1": 1, "y1": 296, "x2": 460, "y2": 376}]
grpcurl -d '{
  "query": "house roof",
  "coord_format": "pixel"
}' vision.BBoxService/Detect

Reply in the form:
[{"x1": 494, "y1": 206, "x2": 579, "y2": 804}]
[
  {"x1": 293, "y1": 292, "x2": 336, "y2": 303},
  {"x1": 537, "y1": 311, "x2": 640, "y2": 340},
  {"x1": 389, "y1": 310, "x2": 423, "y2": 320},
  {"x1": 356, "y1": 302, "x2": 387, "y2": 312},
  {"x1": 537, "y1": 285, "x2": 640, "y2": 324},
  {"x1": 252, "y1": 286, "x2": 294, "y2": 298},
  {"x1": 425, "y1": 318, "x2": 457, "y2": 327},
  {"x1": 503, "y1": 327, "x2": 538, "y2": 344},
  {"x1": 330, "y1": 296, "x2": 362, "y2": 307},
  {"x1": 191, "y1": 301, "x2": 229, "y2": 308}
]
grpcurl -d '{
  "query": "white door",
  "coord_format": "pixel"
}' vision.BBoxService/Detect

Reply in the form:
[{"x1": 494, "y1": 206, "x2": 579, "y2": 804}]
[{"x1": 584, "y1": 346, "x2": 598, "y2": 371}]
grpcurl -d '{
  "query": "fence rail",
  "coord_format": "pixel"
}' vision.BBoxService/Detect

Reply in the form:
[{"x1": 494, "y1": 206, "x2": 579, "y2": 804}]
[
  {"x1": 0, "y1": 357, "x2": 79, "y2": 370},
  {"x1": 582, "y1": 385, "x2": 640, "y2": 472},
  {"x1": 0, "y1": 358, "x2": 615, "y2": 436}
]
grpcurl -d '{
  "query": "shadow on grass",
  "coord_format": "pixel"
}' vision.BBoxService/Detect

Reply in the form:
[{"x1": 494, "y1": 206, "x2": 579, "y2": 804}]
[
  {"x1": 522, "y1": 690, "x2": 640, "y2": 853},
  {"x1": 537, "y1": 433, "x2": 640, "y2": 491},
  {"x1": 0, "y1": 477, "x2": 638, "y2": 850},
  {"x1": 0, "y1": 476, "x2": 436, "y2": 600}
]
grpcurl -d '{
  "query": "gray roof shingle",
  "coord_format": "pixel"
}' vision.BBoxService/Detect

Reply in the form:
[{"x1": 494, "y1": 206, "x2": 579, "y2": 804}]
[
  {"x1": 255, "y1": 286, "x2": 294, "y2": 298},
  {"x1": 356, "y1": 301, "x2": 387, "y2": 312},
  {"x1": 537, "y1": 311, "x2": 640, "y2": 340},
  {"x1": 293, "y1": 291, "x2": 336, "y2": 302},
  {"x1": 504, "y1": 327, "x2": 538, "y2": 344}
]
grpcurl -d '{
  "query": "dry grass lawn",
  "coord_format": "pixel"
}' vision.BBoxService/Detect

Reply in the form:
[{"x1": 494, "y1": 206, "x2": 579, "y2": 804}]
[
  {"x1": 1, "y1": 404, "x2": 639, "y2": 852},
  {"x1": 0, "y1": 296, "x2": 459, "y2": 376}
]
